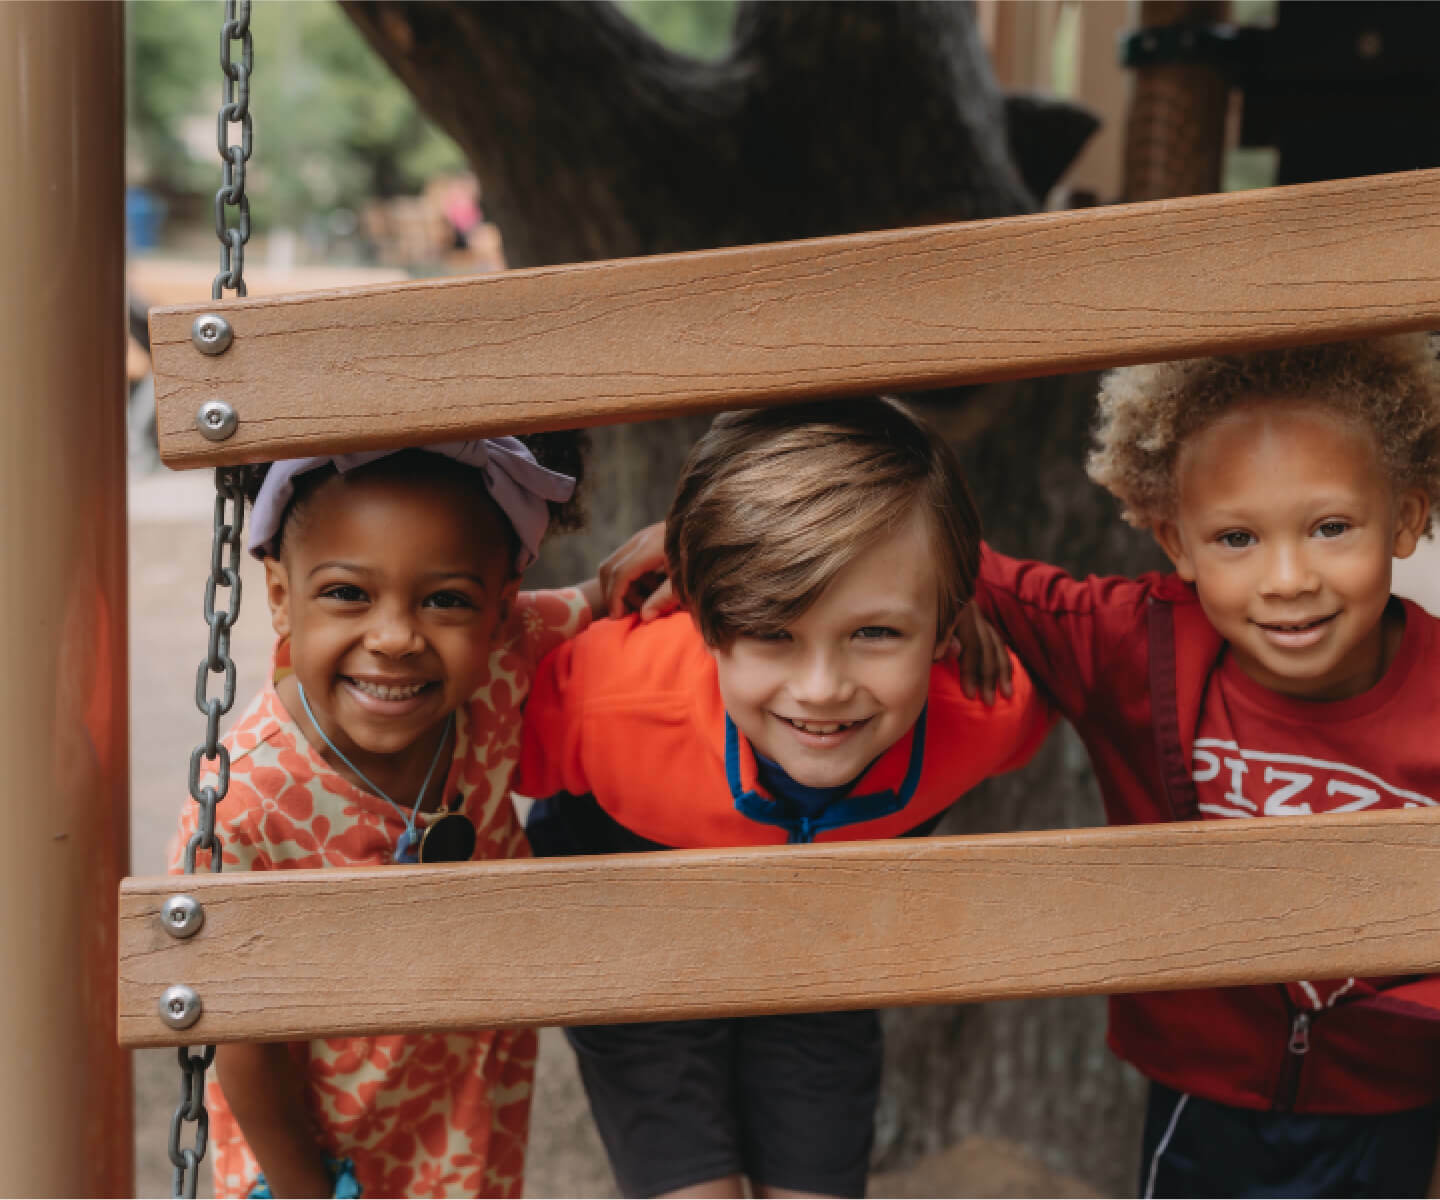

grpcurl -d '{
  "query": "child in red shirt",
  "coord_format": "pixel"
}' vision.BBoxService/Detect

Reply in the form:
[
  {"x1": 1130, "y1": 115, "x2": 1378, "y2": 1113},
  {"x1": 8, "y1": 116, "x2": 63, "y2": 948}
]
[
  {"x1": 605, "y1": 338, "x2": 1440, "y2": 1197},
  {"x1": 971, "y1": 335, "x2": 1440, "y2": 1197}
]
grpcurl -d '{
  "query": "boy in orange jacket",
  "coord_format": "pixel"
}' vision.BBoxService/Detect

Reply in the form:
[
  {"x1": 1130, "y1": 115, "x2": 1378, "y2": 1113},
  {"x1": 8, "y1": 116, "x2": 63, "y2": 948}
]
[{"x1": 515, "y1": 397, "x2": 1052, "y2": 1199}]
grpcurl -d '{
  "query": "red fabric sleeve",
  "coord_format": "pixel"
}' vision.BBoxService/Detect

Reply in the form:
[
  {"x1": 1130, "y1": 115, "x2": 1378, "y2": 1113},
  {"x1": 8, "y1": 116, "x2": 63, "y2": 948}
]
[
  {"x1": 515, "y1": 636, "x2": 590, "y2": 801},
  {"x1": 1363, "y1": 977, "x2": 1440, "y2": 1023},
  {"x1": 976, "y1": 546, "x2": 1158, "y2": 723}
]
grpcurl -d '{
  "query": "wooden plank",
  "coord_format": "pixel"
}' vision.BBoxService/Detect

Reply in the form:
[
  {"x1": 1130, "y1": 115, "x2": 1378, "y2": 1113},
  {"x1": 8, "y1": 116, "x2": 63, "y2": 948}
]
[
  {"x1": 150, "y1": 169, "x2": 1440, "y2": 467},
  {"x1": 118, "y1": 808, "x2": 1440, "y2": 1047}
]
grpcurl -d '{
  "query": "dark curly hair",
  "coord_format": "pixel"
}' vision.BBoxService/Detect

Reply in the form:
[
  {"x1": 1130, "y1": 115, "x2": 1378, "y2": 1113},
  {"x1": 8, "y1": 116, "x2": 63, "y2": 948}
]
[{"x1": 237, "y1": 430, "x2": 588, "y2": 560}]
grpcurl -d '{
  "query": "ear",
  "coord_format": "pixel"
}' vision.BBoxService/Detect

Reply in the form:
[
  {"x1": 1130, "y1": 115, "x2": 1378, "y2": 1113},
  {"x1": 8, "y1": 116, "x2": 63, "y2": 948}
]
[
  {"x1": 263, "y1": 557, "x2": 293, "y2": 639},
  {"x1": 1392, "y1": 489, "x2": 1430, "y2": 560},
  {"x1": 492, "y1": 575, "x2": 521, "y2": 636},
  {"x1": 933, "y1": 603, "x2": 965, "y2": 661},
  {"x1": 1153, "y1": 520, "x2": 1196, "y2": 582}
]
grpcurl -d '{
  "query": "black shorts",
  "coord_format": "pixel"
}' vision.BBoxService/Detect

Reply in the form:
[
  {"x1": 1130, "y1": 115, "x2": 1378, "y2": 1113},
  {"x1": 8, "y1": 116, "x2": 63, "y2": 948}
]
[
  {"x1": 1139, "y1": 1081, "x2": 1440, "y2": 1198},
  {"x1": 566, "y1": 1009, "x2": 882, "y2": 1198}
]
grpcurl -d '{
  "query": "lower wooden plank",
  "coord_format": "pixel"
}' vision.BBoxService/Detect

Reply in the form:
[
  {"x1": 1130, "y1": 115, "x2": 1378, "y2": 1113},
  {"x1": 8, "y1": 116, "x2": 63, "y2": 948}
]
[
  {"x1": 150, "y1": 169, "x2": 1440, "y2": 466},
  {"x1": 118, "y1": 809, "x2": 1440, "y2": 1047}
]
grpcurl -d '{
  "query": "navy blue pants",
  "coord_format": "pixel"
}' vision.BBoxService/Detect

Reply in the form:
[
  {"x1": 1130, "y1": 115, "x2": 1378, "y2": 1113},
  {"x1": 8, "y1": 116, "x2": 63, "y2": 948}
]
[{"x1": 1139, "y1": 1082, "x2": 1440, "y2": 1198}]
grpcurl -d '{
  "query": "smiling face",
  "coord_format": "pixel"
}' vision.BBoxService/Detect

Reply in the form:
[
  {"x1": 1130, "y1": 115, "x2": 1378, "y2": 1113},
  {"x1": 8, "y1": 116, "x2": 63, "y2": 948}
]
[
  {"x1": 1155, "y1": 399, "x2": 1428, "y2": 701},
  {"x1": 711, "y1": 510, "x2": 945, "y2": 788},
  {"x1": 263, "y1": 468, "x2": 516, "y2": 791}
]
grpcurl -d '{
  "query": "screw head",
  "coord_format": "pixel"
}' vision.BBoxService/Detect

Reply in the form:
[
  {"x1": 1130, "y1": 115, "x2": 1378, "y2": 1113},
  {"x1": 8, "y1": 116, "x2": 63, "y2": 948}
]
[
  {"x1": 158, "y1": 984, "x2": 203, "y2": 1031},
  {"x1": 190, "y1": 313, "x2": 233, "y2": 355},
  {"x1": 161, "y1": 894, "x2": 205, "y2": 939},
  {"x1": 196, "y1": 399, "x2": 238, "y2": 442}
]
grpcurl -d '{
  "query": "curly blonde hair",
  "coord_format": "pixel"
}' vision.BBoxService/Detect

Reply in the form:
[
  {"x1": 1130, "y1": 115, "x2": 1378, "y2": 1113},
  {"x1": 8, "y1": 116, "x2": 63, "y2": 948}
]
[{"x1": 1087, "y1": 334, "x2": 1440, "y2": 533}]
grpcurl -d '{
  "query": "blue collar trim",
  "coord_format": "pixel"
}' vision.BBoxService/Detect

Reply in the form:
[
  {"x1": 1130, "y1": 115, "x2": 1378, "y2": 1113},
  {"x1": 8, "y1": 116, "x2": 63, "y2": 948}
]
[{"x1": 724, "y1": 707, "x2": 928, "y2": 844}]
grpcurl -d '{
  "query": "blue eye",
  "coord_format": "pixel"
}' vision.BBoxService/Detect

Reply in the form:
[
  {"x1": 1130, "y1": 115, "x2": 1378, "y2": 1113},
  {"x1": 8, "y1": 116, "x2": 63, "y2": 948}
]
[
  {"x1": 855, "y1": 626, "x2": 901, "y2": 640},
  {"x1": 1314, "y1": 520, "x2": 1350, "y2": 539},
  {"x1": 1217, "y1": 531, "x2": 1255, "y2": 550}
]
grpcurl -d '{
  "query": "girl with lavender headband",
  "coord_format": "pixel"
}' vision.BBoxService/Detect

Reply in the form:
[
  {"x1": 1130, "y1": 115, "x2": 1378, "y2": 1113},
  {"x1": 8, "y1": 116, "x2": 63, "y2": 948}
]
[{"x1": 168, "y1": 434, "x2": 619, "y2": 1199}]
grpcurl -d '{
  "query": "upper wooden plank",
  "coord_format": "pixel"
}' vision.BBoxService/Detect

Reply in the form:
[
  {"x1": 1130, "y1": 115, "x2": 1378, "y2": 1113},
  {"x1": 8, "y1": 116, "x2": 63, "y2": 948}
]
[
  {"x1": 118, "y1": 808, "x2": 1440, "y2": 1046},
  {"x1": 150, "y1": 170, "x2": 1440, "y2": 467}
]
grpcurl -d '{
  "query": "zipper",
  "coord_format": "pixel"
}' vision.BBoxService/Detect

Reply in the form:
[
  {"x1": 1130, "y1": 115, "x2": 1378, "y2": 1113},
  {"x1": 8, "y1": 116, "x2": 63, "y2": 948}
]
[{"x1": 1274, "y1": 999, "x2": 1312, "y2": 1111}]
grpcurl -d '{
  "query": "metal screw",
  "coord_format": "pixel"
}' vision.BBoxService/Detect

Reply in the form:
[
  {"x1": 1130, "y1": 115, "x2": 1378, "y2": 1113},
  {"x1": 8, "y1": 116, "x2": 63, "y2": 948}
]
[
  {"x1": 196, "y1": 399, "x2": 238, "y2": 442},
  {"x1": 159, "y1": 984, "x2": 203, "y2": 1031},
  {"x1": 191, "y1": 314, "x2": 234, "y2": 355},
  {"x1": 162, "y1": 894, "x2": 205, "y2": 940}
]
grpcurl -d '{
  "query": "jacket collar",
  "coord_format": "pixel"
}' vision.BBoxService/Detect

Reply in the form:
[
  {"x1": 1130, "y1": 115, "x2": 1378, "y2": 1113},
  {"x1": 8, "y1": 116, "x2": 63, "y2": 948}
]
[
  {"x1": 1147, "y1": 585, "x2": 1227, "y2": 820},
  {"x1": 722, "y1": 708, "x2": 929, "y2": 843}
]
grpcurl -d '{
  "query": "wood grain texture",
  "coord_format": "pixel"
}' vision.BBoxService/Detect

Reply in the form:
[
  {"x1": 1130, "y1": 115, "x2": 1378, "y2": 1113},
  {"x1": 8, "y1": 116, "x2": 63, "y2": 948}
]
[
  {"x1": 118, "y1": 808, "x2": 1440, "y2": 1046},
  {"x1": 150, "y1": 169, "x2": 1440, "y2": 467}
]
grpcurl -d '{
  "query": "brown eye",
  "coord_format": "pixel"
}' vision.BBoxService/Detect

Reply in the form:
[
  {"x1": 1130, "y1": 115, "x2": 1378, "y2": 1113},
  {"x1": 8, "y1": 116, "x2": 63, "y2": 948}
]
[{"x1": 424, "y1": 590, "x2": 473, "y2": 610}]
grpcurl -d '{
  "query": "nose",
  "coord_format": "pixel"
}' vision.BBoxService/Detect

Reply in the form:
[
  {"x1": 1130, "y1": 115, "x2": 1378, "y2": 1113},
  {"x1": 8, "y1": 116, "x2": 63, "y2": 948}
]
[
  {"x1": 788, "y1": 647, "x2": 856, "y2": 706},
  {"x1": 1260, "y1": 542, "x2": 1320, "y2": 599},
  {"x1": 363, "y1": 605, "x2": 423, "y2": 657}
]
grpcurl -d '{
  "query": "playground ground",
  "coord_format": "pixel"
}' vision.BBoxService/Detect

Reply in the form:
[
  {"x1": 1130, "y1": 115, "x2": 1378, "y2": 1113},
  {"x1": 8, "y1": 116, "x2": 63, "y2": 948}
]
[{"x1": 128, "y1": 464, "x2": 1440, "y2": 1197}]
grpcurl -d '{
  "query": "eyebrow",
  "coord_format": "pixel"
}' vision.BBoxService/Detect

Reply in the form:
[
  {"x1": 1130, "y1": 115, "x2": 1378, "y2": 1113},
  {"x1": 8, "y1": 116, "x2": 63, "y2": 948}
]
[
  {"x1": 1202, "y1": 497, "x2": 1362, "y2": 522},
  {"x1": 308, "y1": 560, "x2": 368, "y2": 579},
  {"x1": 307, "y1": 561, "x2": 491, "y2": 589},
  {"x1": 847, "y1": 607, "x2": 919, "y2": 623}
]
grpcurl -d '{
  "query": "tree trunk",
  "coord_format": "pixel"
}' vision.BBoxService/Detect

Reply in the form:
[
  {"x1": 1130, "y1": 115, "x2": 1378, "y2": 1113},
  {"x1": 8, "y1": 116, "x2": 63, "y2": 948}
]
[{"x1": 341, "y1": 2, "x2": 1149, "y2": 1192}]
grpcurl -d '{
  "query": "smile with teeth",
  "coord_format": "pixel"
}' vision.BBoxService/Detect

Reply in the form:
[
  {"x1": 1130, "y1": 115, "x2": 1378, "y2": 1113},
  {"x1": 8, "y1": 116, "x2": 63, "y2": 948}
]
[
  {"x1": 347, "y1": 677, "x2": 432, "y2": 701},
  {"x1": 1256, "y1": 614, "x2": 1335, "y2": 632},
  {"x1": 777, "y1": 715, "x2": 868, "y2": 735}
]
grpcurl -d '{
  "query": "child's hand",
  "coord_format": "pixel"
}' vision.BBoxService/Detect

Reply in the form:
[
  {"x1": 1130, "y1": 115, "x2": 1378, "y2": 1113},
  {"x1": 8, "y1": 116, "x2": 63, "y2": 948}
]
[
  {"x1": 597, "y1": 521, "x2": 677, "y2": 621},
  {"x1": 950, "y1": 603, "x2": 1013, "y2": 704}
]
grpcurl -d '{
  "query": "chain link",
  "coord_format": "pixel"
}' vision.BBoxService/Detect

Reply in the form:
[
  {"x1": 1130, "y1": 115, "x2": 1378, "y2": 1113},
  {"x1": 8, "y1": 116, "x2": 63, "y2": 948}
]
[
  {"x1": 172, "y1": 5, "x2": 254, "y2": 1187},
  {"x1": 212, "y1": 0, "x2": 253, "y2": 300},
  {"x1": 169, "y1": 470, "x2": 245, "y2": 1197}
]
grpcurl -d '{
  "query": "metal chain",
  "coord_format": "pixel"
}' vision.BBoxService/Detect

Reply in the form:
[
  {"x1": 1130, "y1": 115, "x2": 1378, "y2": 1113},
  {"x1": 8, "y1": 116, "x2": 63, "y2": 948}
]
[
  {"x1": 213, "y1": 0, "x2": 252, "y2": 300},
  {"x1": 172, "y1": 3, "x2": 255, "y2": 1193},
  {"x1": 169, "y1": 469, "x2": 245, "y2": 1200}
]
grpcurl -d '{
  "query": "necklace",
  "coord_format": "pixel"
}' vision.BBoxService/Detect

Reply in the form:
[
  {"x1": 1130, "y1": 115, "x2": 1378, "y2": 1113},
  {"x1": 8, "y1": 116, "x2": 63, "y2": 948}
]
[{"x1": 297, "y1": 681, "x2": 455, "y2": 863}]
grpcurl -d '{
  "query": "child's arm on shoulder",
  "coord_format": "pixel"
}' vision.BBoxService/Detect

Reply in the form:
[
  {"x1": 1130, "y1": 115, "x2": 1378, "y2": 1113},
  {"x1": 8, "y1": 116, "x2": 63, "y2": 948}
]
[
  {"x1": 563, "y1": 521, "x2": 670, "y2": 624},
  {"x1": 596, "y1": 521, "x2": 675, "y2": 621},
  {"x1": 976, "y1": 545, "x2": 1154, "y2": 722},
  {"x1": 519, "y1": 522, "x2": 674, "y2": 666},
  {"x1": 950, "y1": 601, "x2": 1014, "y2": 705},
  {"x1": 516, "y1": 630, "x2": 591, "y2": 802},
  {"x1": 215, "y1": 1042, "x2": 332, "y2": 1198}
]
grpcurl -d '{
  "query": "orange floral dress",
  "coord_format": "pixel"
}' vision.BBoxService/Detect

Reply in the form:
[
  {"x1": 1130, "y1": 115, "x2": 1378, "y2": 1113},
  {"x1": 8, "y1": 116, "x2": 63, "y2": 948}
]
[{"x1": 169, "y1": 589, "x2": 591, "y2": 1199}]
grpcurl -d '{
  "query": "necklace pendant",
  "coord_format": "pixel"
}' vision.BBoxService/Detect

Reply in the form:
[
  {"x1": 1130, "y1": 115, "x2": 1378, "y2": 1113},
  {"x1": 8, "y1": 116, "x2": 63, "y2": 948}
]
[{"x1": 395, "y1": 827, "x2": 420, "y2": 864}]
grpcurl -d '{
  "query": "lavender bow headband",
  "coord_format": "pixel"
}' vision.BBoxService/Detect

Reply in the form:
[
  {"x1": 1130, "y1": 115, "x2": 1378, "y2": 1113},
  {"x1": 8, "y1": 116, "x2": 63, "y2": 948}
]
[{"x1": 246, "y1": 438, "x2": 576, "y2": 571}]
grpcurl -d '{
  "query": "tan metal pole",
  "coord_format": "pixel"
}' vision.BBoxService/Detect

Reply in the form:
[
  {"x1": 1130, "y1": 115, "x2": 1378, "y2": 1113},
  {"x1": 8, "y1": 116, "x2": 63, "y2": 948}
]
[{"x1": 0, "y1": 3, "x2": 132, "y2": 1194}]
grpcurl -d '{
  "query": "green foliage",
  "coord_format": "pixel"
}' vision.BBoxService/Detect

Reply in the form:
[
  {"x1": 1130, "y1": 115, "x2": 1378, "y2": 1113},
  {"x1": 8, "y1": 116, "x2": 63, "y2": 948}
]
[
  {"x1": 127, "y1": 0, "x2": 466, "y2": 232},
  {"x1": 127, "y1": 1, "x2": 218, "y2": 197},
  {"x1": 616, "y1": 0, "x2": 737, "y2": 61}
]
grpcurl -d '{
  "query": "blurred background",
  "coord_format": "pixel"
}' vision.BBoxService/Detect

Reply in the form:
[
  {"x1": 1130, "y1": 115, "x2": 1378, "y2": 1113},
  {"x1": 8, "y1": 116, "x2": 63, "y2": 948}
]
[{"x1": 125, "y1": 1, "x2": 1440, "y2": 1195}]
